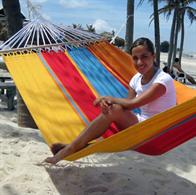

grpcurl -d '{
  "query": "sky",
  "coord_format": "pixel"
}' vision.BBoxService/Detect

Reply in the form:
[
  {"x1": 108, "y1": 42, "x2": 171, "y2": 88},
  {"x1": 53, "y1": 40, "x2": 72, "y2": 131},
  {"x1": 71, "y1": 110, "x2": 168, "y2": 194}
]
[{"x1": 0, "y1": 0, "x2": 196, "y2": 53}]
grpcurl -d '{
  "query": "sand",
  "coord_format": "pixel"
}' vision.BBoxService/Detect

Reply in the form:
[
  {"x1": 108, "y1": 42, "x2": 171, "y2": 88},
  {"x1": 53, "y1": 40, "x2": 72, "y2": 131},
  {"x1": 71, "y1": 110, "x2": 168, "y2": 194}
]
[{"x1": 0, "y1": 54, "x2": 196, "y2": 195}]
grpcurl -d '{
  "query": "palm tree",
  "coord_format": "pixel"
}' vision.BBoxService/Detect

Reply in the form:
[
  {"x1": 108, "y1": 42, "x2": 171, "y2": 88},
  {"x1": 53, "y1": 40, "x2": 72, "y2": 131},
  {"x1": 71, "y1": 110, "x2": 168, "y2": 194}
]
[
  {"x1": 86, "y1": 24, "x2": 96, "y2": 33},
  {"x1": 178, "y1": 1, "x2": 196, "y2": 63},
  {"x1": 125, "y1": 0, "x2": 134, "y2": 53},
  {"x1": 178, "y1": 9, "x2": 185, "y2": 62},
  {"x1": 152, "y1": 0, "x2": 160, "y2": 67},
  {"x1": 2, "y1": 0, "x2": 37, "y2": 128},
  {"x1": 171, "y1": 5, "x2": 180, "y2": 66},
  {"x1": 72, "y1": 24, "x2": 83, "y2": 30},
  {"x1": 2, "y1": 0, "x2": 22, "y2": 37},
  {"x1": 162, "y1": 1, "x2": 178, "y2": 69},
  {"x1": 159, "y1": 0, "x2": 196, "y2": 69}
]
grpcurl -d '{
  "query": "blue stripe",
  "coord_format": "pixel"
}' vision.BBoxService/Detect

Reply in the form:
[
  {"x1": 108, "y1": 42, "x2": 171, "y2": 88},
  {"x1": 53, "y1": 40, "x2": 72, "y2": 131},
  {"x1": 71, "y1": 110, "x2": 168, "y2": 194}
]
[
  {"x1": 68, "y1": 47, "x2": 140, "y2": 114},
  {"x1": 68, "y1": 47, "x2": 128, "y2": 98},
  {"x1": 37, "y1": 52, "x2": 89, "y2": 125}
]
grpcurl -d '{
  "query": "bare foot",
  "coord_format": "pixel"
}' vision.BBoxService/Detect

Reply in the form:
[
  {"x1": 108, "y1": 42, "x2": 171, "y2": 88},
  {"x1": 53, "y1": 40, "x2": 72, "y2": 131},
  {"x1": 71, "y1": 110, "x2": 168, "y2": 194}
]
[
  {"x1": 45, "y1": 156, "x2": 58, "y2": 164},
  {"x1": 51, "y1": 143, "x2": 67, "y2": 155}
]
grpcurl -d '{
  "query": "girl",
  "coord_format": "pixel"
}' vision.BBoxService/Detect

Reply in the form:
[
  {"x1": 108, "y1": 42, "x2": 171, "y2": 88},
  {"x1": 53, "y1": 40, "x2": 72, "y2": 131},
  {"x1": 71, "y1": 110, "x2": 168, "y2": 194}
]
[{"x1": 45, "y1": 37, "x2": 176, "y2": 164}]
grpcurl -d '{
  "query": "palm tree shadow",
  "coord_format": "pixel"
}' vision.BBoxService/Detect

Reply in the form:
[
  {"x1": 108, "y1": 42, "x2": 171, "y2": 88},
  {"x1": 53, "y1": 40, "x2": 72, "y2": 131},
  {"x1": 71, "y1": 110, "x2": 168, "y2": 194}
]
[
  {"x1": 0, "y1": 122, "x2": 44, "y2": 143},
  {"x1": 1, "y1": 184, "x2": 20, "y2": 195},
  {"x1": 44, "y1": 152, "x2": 196, "y2": 195}
]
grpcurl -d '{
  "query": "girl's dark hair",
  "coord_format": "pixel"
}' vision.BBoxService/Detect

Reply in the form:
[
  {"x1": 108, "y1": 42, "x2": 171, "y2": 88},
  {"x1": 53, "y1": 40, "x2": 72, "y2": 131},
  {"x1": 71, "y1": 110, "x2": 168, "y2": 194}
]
[{"x1": 130, "y1": 37, "x2": 155, "y2": 55}]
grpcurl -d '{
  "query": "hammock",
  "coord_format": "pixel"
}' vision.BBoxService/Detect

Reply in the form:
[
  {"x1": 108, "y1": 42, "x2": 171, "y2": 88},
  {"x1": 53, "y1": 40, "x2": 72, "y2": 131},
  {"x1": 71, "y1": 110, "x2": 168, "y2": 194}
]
[{"x1": 1, "y1": 20, "x2": 195, "y2": 161}]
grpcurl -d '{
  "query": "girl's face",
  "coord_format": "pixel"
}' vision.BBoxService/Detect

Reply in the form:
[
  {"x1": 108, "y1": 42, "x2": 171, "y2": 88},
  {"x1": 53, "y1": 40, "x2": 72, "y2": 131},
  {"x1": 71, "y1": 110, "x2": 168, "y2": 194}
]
[{"x1": 131, "y1": 45, "x2": 155, "y2": 75}]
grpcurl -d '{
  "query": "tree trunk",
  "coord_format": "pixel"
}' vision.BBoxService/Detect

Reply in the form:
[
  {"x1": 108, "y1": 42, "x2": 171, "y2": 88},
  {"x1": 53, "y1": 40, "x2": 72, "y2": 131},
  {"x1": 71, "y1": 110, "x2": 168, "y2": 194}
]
[
  {"x1": 2, "y1": 0, "x2": 37, "y2": 129},
  {"x1": 2, "y1": 0, "x2": 22, "y2": 37},
  {"x1": 167, "y1": 8, "x2": 177, "y2": 70},
  {"x1": 179, "y1": 10, "x2": 185, "y2": 66},
  {"x1": 125, "y1": 0, "x2": 134, "y2": 54},
  {"x1": 153, "y1": 0, "x2": 160, "y2": 67},
  {"x1": 172, "y1": 8, "x2": 180, "y2": 66},
  {"x1": 17, "y1": 90, "x2": 37, "y2": 128}
]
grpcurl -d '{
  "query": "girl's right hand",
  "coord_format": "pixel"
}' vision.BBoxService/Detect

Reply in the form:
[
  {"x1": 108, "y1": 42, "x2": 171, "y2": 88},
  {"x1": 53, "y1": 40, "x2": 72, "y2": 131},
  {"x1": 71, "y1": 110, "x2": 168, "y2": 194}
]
[{"x1": 94, "y1": 96, "x2": 113, "y2": 114}]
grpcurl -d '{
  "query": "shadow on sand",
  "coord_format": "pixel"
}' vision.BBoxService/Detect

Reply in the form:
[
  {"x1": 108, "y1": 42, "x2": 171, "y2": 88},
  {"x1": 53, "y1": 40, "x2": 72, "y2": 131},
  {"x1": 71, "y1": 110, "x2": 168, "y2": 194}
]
[{"x1": 45, "y1": 150, "x2": 196, "y2": 195}]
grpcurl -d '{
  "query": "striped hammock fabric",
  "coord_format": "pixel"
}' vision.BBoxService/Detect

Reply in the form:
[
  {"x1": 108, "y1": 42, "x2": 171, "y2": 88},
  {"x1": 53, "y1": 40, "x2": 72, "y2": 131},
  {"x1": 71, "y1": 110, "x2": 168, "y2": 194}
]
[{"x1": 2, "y1": 41, "x2": 196, "y2": 161}]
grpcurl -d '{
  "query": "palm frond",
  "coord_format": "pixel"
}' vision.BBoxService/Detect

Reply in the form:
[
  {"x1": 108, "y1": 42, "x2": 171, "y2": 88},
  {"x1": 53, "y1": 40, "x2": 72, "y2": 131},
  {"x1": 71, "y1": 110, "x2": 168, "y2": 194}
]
[
  {"x1": 137, "y1": 0, "x2": 145, "y2": 8},
  {"x1": 187, "y1": 9, "x2": 196, "y2": 23},
  {"x1": 158, "y1": 5, "x2": 174, "y2": 20}
]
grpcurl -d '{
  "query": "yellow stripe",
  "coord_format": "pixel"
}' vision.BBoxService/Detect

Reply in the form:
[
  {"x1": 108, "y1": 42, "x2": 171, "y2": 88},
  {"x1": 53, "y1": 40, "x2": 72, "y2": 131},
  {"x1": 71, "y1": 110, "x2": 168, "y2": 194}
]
[
  {"x1": 3, "y1": 53, "x2": 86, "y2": 145},
  {"x1": 65, "y1": 97, "x2": 196, "y2": 161}
]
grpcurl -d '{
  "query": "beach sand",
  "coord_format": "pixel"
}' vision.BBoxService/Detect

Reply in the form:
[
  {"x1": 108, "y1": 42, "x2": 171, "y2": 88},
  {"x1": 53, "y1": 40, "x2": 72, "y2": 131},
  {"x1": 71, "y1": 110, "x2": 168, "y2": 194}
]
[{"x1": 0, "y1": 54, "x2": 196, "y2": 195}]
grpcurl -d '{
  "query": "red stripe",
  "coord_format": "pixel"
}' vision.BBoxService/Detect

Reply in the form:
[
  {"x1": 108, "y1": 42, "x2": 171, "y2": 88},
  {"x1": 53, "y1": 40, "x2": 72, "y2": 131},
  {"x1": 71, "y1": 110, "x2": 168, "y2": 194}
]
[
  {"x1": 135, "y1": 116, "x2": 196, "y2": 155},
  {"x1": 42, "y1": 51, "x2": 118, "y2": 137}
]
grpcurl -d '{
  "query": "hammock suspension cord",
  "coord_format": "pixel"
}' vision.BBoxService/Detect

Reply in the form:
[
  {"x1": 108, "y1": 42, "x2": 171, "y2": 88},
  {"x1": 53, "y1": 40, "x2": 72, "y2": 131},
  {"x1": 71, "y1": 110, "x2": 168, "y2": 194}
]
[{"x1": 0, "y1": 18, "x2": 104, "y2": 54}]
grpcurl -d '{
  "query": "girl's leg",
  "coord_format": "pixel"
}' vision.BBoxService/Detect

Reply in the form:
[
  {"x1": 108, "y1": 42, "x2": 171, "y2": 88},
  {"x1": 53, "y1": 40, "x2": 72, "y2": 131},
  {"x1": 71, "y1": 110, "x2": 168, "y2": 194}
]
[{"x1": 45, "y1": 104, "x2": 138, "y2": 164}]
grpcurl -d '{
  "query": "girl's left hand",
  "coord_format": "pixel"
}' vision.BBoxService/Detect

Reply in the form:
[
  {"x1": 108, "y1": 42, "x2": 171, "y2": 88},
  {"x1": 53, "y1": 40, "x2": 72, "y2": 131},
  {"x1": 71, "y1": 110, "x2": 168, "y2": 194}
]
[
  {"x1": 94, "y1": 96, "x2": 114, "y2": 106},
  {"x1": 94, "y1": 96, "x2": 115, "y2": 114}
]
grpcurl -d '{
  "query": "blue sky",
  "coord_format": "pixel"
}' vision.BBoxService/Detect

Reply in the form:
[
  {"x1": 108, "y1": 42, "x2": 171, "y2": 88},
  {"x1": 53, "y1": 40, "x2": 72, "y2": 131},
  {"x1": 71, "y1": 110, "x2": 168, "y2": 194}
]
[{"x1": 1, "y1": 0, "x2": 196, "y2": 53}]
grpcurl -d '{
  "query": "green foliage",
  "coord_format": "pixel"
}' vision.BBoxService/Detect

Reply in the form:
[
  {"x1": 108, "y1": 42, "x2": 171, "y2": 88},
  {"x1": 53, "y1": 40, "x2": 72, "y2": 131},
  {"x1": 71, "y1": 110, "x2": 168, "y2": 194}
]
[
  {"x1": 100, "y1": 31, "x2": 125, "y2": 47},
  {"x1": 86, "y1": 24, "x2": 95, "y2": 33},
  {"x1": 72, "y1": 24, "x2": 83, "y2": 30},
  {"x1": 160, "y1": 41, "x2": 169, "y2": 52},
  {"x1": 113, "y1": 37, "x2": 125, "y2": 48},
  {"x1": 99, "y1": 31, "x2": 113, "y2": 40}
]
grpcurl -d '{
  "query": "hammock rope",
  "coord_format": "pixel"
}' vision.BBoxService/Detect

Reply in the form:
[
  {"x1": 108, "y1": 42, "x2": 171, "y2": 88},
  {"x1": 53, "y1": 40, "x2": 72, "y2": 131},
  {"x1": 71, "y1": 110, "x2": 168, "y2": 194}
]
[{"x1": 0, "y1": 19, "x2": 103, "y2": 54}]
